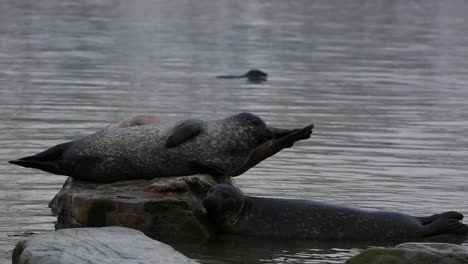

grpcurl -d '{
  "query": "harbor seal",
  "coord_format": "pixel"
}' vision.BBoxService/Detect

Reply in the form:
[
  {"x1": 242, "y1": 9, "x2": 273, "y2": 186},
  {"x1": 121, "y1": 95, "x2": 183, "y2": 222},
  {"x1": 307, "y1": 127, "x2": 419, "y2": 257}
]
[
  {"x1": 203, "y1": 184, "x2": 468, "y2": 241},
  {"x1": 10, "y1": 113, "x2": 311, "y2": 182},
  {"x1": 216, "y1": 69, "x2": 268, "y2": 82},
  {"x1": 104, "y1": 114, "x2": 314, "y2": 177}
]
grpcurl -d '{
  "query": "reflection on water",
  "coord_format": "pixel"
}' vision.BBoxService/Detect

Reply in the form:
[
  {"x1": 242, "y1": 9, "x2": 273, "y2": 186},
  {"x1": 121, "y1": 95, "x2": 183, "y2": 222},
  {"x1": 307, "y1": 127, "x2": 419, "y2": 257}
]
[
  {"x1": 172, "y1": 234, "x2": 467, "y2": 264},
  {"x1": 1, "y1": 0, "x2": 468, "y2": 263}
]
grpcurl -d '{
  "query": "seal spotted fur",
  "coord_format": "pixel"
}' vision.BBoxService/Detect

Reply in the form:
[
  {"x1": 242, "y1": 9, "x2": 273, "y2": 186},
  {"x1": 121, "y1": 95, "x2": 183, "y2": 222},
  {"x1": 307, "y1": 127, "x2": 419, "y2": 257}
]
[
  {"x1": 10, "y1": 113, "x2": 280, "y2": 182},
  {"x1": 105, "y1": 115, "x2": 314, "y2": 177}
]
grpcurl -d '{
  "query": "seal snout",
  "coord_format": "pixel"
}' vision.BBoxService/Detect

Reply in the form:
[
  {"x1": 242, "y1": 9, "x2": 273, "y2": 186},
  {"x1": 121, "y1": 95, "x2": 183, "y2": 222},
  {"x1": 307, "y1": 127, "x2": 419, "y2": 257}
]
[
  {"x1": 203, "y1": 186, "x2": 225, "y2": 214},
  {"x1": 202, "y1": 195, "x2": 220, "y2": 214}
]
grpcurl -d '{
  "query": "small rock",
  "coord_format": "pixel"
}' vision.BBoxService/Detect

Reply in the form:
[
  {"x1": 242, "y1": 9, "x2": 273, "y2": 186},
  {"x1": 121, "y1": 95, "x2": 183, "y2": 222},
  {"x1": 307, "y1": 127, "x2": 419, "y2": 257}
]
[
  {"x1": 346, "y1": 242, "x2": 468, "y2": 264},
  {"x1": 12, "y1": 226, "x2": 199, "y2": 264}
]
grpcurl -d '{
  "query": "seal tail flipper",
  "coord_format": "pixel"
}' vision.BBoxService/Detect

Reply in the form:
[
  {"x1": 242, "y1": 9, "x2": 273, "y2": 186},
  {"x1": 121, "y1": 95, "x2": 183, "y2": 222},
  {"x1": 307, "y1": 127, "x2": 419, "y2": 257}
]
[
  {"x1": 423, "y1": 216, "x2": 468, "y2": 237},
  {"x1": 9, "y1": 142, "x2": 72, "y2": 175},
  {"x1": 417, "y1": 211, "x2": 464, "y2": 225},
  {"x1": 9, "y1": 159, "x2": 60, "y2": 175}
]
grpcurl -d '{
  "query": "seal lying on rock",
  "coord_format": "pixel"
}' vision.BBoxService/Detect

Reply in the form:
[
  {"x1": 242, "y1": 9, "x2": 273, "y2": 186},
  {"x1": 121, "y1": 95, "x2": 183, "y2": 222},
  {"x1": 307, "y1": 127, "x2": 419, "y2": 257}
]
[
  {"x1": 105, "y1": 114, "x2": 314, "y2": 177},
  {"x1": 10, "y1": 113, "x2": 313, "y2": 182},
  {"x1": 203, "y1": 184, "x2": 468, "y2": 241}
]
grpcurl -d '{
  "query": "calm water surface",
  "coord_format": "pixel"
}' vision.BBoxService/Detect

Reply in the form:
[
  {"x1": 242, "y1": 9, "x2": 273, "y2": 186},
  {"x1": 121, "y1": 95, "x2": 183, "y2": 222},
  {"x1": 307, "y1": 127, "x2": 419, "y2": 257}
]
[{"x1": 1, "y1": 0, "x2": 468, "y2": 263}]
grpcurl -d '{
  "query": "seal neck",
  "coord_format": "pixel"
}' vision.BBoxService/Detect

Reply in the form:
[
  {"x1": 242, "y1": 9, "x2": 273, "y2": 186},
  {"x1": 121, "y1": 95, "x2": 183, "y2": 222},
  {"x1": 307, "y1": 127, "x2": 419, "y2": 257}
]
[
  {"x1": 225, "y1": 196, "x2": 252, "y2": 229},
  {"x1": 239, "y1": 196, "x2": 253, "y2": 218}
]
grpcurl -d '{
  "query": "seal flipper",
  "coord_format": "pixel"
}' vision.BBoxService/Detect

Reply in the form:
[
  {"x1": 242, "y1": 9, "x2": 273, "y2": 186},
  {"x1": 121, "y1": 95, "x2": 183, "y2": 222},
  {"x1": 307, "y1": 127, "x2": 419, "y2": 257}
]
[
  {"x1": 423, "y1": 216, "x2": 468, "y2": 237},
  {"x1": 229, "y1": 124, "x2": 314, "y2": 177},
  {"x1": 165, "y1": 120, "x2": 203, "y2": 148},
  {"x1": 269, "y1": 124, "x2": 314, "y2": 143},
  {"x1": 269, "y1": 127, "x2": 300, "y2": 138},
  {"x1": 417, "y1": 211, "x2": 464, "y2": 225},
  {"x1": 9, "y1": 142, "x2": 72, "y2": 175}
]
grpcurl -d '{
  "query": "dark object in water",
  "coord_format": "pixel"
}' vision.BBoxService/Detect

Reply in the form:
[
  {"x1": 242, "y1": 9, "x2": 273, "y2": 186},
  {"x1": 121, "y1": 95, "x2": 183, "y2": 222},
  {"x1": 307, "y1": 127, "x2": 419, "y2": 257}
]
[{"x1": 216, "y1": 69, "x2": 268, "y2": 82}]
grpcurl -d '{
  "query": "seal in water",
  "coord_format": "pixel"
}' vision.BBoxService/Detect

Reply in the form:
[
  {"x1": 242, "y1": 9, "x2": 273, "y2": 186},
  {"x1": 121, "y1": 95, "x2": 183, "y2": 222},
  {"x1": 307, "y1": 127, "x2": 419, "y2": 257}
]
[
  {"x1": 203, "y1": 184, "x2": 468, "y2": 241},
  {"x1": 9, "y1": 113, "x2": 311, "y2": 182},
  {"x1": 216, "y1": 69, "x2": 268, "y2": 82}
]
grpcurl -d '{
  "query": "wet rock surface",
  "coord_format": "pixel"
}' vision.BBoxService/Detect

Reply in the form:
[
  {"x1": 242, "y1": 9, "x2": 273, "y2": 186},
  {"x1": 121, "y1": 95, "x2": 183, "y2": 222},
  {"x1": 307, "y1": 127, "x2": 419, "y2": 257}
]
[
  {"x1": 13, "y1": 226, "x2": 199, "y2": 264},
  {"x1": 346, "y1": 242, "x2": 468, "y2": 264},
  {"x1": 49, "y1": 174, "x2": 235, "y2": 241}
]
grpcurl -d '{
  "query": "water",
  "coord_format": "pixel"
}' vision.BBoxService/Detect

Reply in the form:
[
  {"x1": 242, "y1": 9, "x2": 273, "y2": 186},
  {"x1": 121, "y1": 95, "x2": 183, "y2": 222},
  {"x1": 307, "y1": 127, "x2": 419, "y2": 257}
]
[{"x1": 1, "y1": 0, "x2": 468, "y2": 263}]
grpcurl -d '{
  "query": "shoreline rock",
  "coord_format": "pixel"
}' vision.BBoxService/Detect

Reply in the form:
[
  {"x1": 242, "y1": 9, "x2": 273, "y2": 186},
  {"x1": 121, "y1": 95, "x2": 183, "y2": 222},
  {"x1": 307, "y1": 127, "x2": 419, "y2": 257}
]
[
  {"x1": 346, "y1": 242, "x2": 468, "y2": 264},
  {"x1": 49, "y1": 174, "x2": 235, "y2": 241},
  {"x1": 13, "y1": 226, "x2": 199, "y2": 264}
]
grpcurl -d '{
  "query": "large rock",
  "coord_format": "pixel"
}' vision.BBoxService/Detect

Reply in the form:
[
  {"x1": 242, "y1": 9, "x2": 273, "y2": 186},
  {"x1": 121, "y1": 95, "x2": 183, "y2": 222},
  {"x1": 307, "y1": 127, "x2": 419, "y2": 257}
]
[
  {"x1": 346, "y1": 242, "x2": 468, "y2": 264},
  {"x1": 12, "y1": 226, "x2": 198, "y2": 264},
  {"x1": 49, "y1": 174, "x2": 235, "y2": 241}
]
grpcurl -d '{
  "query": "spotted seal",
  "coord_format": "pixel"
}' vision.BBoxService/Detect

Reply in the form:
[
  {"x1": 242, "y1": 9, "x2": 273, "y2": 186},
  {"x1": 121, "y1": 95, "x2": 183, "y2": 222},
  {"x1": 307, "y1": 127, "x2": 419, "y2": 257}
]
[
  {"x1": 203, "y1": 184, "x2": 468, "y2": 241},
  {"x1": 104, "y1": 114, "x2": 314, "y2": 177},
  {"x1": 10, "y1": 113, "x2": 312, "y2": 182}
]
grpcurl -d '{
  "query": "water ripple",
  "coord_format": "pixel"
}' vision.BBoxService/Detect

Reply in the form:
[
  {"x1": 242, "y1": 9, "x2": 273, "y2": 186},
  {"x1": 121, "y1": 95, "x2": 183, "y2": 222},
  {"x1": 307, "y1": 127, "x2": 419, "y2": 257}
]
[{"x1": 1, "y1": 0, "x2": 468, "y2": 263}]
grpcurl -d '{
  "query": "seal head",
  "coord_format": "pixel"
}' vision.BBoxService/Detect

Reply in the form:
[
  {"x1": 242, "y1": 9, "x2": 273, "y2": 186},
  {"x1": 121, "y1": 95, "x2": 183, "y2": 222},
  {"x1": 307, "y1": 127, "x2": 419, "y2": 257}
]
[
  {"x1": 224, "y1": 112, "x2": 273, "y2": 147},
  {"x1": 203, "y1": 184, "x2": 246, "y2": 229}
]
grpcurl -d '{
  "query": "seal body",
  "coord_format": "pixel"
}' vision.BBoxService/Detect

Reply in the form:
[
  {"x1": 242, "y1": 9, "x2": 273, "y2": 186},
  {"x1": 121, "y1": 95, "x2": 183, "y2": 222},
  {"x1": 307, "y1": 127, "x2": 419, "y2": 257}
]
[
  {"x1": 103, "y1": 115, "x2": 314, "y2": 177},
  {"x1": 10, "y1": 113, "x2": 273, "y2": 182},
  {"x1": 216, "y1": 69, "x2": 268, "y2": 82},
  {"x1": 203, "y1": 184, "x2": 468, "y2": 241}
]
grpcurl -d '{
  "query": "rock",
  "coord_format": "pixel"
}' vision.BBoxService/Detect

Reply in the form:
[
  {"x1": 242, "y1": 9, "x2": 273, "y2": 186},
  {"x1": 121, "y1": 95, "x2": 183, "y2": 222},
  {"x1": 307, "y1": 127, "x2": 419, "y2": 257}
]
[
  {"x1": 396, "y1": 242, "x2": 468, "y2": 254},
  {"x1": 12, "y1": 226, "x2": 199, "y2": 264},
  {"x1": 49, "y1": 174, "x2": 235, "y2": 241},
  {"x1": 346, "y1": 242, "x2": 468, "y2": 264}
]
